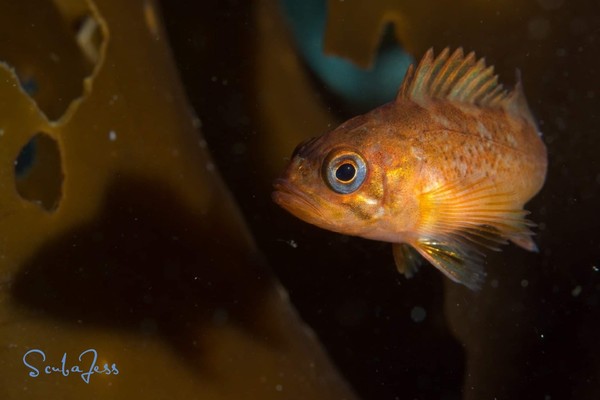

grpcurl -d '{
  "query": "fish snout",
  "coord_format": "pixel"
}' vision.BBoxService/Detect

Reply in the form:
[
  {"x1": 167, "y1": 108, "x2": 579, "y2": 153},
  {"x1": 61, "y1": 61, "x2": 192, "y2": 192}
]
[
  {"x1": 271, "y1": 178, "x2": 323, "y2": 222},
  {"x1": 272, "y1": 178, "x2": 301, "y2": 206}
]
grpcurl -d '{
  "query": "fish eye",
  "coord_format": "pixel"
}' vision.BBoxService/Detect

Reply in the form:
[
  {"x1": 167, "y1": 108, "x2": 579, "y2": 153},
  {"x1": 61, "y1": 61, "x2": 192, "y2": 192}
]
[
  {"x1": 323, "y1": 150, "x2": 367, "y2": 194},
  {"x1": 335, "y1": 163, "x2": 356, "y2": 182}
]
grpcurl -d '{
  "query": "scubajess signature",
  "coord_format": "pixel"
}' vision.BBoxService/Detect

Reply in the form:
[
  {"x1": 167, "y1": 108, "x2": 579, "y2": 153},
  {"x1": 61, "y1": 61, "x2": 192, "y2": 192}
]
[{"x1": 22, "y1": 348, "x2": 119, "y2": 384}]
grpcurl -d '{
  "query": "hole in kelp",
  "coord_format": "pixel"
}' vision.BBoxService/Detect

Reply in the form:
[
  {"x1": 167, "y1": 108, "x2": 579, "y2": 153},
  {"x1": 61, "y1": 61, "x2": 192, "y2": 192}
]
[
  {"x1": 279, "y1": 0, "x2": 413, "y2": 115},
  {"x1": 14, "y1": 133, "x2": 63, "y2": 212},
  {"x1": 74, "y1": 14, "x2": 104, "y2": 65},
  {"x1": 0, "y1": 0, "x2": 104, "y2": 121}
]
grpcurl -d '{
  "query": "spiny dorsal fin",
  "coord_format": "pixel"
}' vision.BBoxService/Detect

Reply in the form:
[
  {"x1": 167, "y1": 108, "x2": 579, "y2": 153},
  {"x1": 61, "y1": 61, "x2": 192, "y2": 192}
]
[
  {"x1": 397, "y1": 47, "x2": 510, "y2": 107},
  {"x1": 506, "y1": 69, "x2": 537, "y2": 126}
]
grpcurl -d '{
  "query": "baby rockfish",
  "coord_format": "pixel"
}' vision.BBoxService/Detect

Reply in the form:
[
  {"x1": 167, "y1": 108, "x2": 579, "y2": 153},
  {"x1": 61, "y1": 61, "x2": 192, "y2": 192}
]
[{"x1": 272, "y1": 48, "x2": 547, "y2": 290}]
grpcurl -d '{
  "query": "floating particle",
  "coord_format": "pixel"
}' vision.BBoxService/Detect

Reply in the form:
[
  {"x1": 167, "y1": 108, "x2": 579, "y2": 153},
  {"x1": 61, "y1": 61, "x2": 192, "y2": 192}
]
[
  {"x1": 410, "y1": 306, "x2": 426, "y2": 323},
  {"x1": 521, "y1": 279, "x2": 529, "y2": 288},
  {"x1": 528, "y1": 17, "x2": 551, "y2": 40},
  {"x1": 140, "y1": 318, "x2": 158, "y2": 335},
  {"x1": 554, "y1": 116, "x2": 567, "y2": 131},
  {"x1": 536, "y1": 0, "x2": 564, "y2": 10},
  {"x1": 109, "y1": 130, "x2": 117, "y2": 141},
  {"x1": 109, "y1": 94, "x2": 119, "y2": 105},
  {"x1": 212, "y1": 308, "x2": 229, "y2": 325},
  {"x1": 277, "y1": 238, "x2": 299, "y2": 248},
  {"x1": 571, "y1": 285, "x2": 582, "y2": 297},
  {"x1": 232, "y1": 141, "x2": 246, "y2": 155}
]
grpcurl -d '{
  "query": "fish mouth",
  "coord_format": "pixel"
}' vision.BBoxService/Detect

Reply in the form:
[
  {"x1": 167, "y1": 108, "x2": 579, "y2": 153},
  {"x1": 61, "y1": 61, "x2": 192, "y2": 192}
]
[{"x1": 272, "y1": 179, "x2": 324, "y2": 221}]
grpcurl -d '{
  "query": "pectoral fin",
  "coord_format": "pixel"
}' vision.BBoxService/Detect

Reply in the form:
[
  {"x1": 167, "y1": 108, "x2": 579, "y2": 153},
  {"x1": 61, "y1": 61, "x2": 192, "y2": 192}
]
[
  {"x1": 419, "y1": 178, "x2": 535, "y2": 251},
  {"x1": 392, "y1": 243, "x2": 422, "y2": 278},
  {"x1": 414, "y1": 178, "x2": 537, "y2": 290}
]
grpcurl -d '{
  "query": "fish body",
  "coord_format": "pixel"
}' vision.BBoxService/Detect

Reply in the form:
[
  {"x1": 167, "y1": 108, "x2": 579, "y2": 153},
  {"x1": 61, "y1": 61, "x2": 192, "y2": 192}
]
[{"x1": 273, "y1": 48, "x2": 547, "y2": 289}]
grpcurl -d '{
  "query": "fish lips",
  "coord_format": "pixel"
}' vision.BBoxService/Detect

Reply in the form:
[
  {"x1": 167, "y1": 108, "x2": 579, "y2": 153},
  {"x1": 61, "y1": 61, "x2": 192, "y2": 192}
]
[{"x1": 272, "y1": 178, "x2": 324, "y2": 223}]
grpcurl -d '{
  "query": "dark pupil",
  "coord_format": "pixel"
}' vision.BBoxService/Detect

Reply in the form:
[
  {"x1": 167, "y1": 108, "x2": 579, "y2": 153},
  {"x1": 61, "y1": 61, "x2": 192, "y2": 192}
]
[{"x1": 335, "y1": 163, "x2": 356, "y2": 182}]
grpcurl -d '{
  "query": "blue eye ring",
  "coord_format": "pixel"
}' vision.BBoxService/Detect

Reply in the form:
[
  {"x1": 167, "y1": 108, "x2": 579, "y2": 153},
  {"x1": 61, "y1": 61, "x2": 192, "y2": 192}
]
[{"x1": 323, "y1": 150, "x2": 367, "y2": 194}]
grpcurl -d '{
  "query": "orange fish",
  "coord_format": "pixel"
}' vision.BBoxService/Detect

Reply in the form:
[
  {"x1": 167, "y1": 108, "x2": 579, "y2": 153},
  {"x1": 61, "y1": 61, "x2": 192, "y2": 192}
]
[{"x1": 272, "y1": 48, "x2": 547, "y2": 290}]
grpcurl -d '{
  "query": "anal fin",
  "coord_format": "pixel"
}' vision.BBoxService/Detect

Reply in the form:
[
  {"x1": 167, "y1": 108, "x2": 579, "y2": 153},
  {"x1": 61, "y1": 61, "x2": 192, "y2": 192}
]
[{"x1": 392, "y1": 243, "x2": 422, "y2": 278}]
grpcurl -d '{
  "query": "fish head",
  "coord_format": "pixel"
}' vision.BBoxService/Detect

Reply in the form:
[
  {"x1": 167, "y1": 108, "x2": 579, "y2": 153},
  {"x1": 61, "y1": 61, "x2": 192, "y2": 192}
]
[{"x1": 272, "y1": 116, "x2": 391, "y2": 237}]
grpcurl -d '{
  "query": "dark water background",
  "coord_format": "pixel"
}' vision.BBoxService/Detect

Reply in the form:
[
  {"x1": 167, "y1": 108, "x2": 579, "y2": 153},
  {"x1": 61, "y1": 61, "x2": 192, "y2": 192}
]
[{"x1": 159, "y1": 0, "x2": 600, "y2": 399}]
